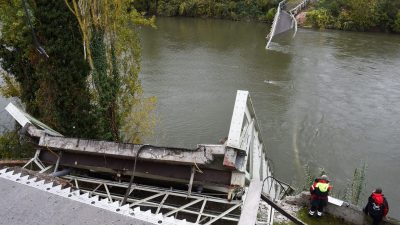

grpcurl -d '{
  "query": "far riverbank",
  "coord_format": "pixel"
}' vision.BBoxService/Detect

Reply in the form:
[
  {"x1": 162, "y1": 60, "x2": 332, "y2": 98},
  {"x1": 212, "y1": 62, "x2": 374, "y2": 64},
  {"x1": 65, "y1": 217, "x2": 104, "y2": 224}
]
[{"x1": 134, "y1": 0, "x2": 400, "y2": 34}]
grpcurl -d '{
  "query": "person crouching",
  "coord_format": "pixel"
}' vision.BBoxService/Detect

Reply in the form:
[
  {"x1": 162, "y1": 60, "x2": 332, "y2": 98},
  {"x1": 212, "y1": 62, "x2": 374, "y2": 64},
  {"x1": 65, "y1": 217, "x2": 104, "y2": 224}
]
[{"x1": 309, "y1": 175, "x2": 333, "y2": 217}]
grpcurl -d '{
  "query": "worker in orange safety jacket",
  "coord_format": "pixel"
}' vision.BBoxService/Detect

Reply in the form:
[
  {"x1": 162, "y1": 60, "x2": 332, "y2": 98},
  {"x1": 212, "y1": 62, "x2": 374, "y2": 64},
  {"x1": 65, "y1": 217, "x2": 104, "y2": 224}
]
[{"x1": 309, "y1": 175, "x2": 333, "y2": 217}]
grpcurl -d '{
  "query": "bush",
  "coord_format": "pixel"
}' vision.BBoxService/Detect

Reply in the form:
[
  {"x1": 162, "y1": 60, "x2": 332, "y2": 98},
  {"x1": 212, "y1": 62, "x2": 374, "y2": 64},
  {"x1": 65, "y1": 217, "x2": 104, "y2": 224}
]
[
  {"x1": 393, "y1": 11, "x2": 400, "y2": 33},
  {"x1": 335, "y1": 10, "x2": 354, "y2": 30},
  {"x1": 0, "y1": 130, "x2": 33, "y2": 160},
  {"x1": 157, "y1": 0, "x2": 180, "y2": 16},
  {"x1": 307, "y1": 9, "x2": 334, "y2": 29},
  {"x1": 259, "y1": 7, "x2": 276, "y2": 23},
  {"x1": 140, "y1": 0, "x2": 279, "y2": 22}
]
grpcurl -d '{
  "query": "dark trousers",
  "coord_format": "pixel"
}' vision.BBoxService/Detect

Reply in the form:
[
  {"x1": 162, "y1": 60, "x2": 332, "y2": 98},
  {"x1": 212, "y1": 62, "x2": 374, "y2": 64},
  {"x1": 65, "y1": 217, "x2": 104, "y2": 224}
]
[
  {"x1": 310, "y1": 198, "x2": 327, "y2": 212},
  {"x1": 310, "y1": 204, "x2": 323, "y2": 212},
  {"x1": 372, "y1": 215, "x2": 383, "y2": 225}
]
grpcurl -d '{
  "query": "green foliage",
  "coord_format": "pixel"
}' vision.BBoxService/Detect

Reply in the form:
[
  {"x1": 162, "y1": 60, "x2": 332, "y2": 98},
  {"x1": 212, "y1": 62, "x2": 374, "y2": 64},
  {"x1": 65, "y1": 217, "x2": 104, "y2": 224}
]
[
  {"x1": 34, "y1": 0, "x2": 95, "y2": 137},
  {"x1": 0, "y1": 0, "x2": 38, "y2": 115},
  {"x1": 273, "y1": 207, "x2": 357, "y2": 225},
  {"x1": 65, "y1": 0, "x2": 157, "y2": 143},
  {"x1": 296, "y1": 207, "x2": 356, "y2": 225},
  {"x1": 302, "y1": 163, "x2": 314, "y2": 190},
  {"x1": 259, "y1": 7, "x2": 276, "y2": 23},
  {"x1": 302, "y1": 164, "x2": 327, "y2": 191},
  {"x1": 306, "y1": 9, "x2": 334, "y2": 29},
  {"x1": 135, "y1": 0, "x2": 279, "y2": 21},
  {"x1": 301, "y1": 162, "x2": 367, "y2": 207},
  {"x1": 0, "y1": 70, "x2": 21, "y2": 98},
  {"x1": 393, "y1": 11, "x2": 400, "y2": 32},
  {"x1": 0, "y1": 0, "x2": 96, "y2": 138},
  {"x1": 1, "y1": 0, "x2": 156, "y2": 144},
  {"x1": 0, "y1": 130, "x2": 33, "y2": 160},
  {"x1": 310, "y1": 0, "x2": 400, "y2": 32},
  {"x1": 344, "y1": 161, "x2": 367, "y2": 205}
]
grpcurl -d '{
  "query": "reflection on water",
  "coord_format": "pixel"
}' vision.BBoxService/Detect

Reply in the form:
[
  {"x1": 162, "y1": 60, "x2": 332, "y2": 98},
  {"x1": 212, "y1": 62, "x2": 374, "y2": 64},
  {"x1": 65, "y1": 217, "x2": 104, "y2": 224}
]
[{"x1": 139, "y1": 17, "x2": 400, "y2": 218}]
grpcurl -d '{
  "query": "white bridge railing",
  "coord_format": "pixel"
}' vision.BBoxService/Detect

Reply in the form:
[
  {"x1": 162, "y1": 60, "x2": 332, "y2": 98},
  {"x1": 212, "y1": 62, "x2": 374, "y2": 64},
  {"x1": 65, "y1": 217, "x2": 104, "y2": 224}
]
[
  {"x1": 266, "y1": 0, "x2": 316, "y2": 49},
  {"x1": 266, "y1": 0, "x2": 286, "y2": 49},
  {"x1": 289, "y1": 0, "x2": 317, "y2": 15},
  {"x1": 227, "y1": 90, "x2": 293, "y2": 224}
]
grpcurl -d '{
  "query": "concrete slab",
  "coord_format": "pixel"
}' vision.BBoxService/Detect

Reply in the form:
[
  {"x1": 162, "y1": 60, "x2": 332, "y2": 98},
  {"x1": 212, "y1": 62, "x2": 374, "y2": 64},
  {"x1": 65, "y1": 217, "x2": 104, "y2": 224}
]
[{"x1": 0, "y1": 177, "x2": 152, "y2": 225}]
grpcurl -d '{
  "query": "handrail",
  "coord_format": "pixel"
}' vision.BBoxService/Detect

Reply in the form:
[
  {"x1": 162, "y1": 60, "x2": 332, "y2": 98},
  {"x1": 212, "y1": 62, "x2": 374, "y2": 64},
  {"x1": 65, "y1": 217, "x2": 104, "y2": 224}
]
[
  {"x1": 261, "y1": 194, "x2": 306, "y2": 225},
  {"x1": 289, "y1": 0, "x2": 312, "y2": 15},
  {"x1": 266, "y1": 0, "x2": 313, "y2": 48},
  {"x1": 262, "y1": 176, "x2": 295, "y2": 200}
]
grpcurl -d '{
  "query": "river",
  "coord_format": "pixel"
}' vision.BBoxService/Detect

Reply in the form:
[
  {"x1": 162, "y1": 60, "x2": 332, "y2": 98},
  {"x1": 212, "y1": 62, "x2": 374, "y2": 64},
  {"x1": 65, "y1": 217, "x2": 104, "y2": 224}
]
[{"x1": 139, "y1": 17, "x2": 400, "y2": 218}]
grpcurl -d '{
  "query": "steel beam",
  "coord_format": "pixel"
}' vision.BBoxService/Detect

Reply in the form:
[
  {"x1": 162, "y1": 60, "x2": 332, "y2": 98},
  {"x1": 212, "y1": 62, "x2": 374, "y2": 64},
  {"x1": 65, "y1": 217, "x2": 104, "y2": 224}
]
[{"x1": 39, "y1": 150, "x2": 232, "y2": 186}]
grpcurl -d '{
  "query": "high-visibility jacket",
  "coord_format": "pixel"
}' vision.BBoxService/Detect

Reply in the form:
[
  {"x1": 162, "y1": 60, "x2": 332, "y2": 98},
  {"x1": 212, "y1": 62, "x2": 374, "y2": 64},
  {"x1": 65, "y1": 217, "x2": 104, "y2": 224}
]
[{"x1": 310, "y1": 179, "x2": 332, "y2": 200}]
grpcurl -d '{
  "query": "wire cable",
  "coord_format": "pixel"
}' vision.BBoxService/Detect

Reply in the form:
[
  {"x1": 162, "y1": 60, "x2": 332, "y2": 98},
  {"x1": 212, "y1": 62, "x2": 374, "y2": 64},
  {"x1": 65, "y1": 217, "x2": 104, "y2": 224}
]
[{"x1": 121, "y1": 144, "x2": 148, "y2": 205}]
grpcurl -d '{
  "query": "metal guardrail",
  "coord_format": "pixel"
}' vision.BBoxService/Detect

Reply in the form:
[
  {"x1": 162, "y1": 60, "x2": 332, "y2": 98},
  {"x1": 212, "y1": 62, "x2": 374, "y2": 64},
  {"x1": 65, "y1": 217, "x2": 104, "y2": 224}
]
[
  {"x1": 261, "y1": 194, "x2": 306, "y2": 225},
  {"x1": 262, "y1": 176, "x2": 295, "y2": 199},
  {"x1": 266, "y1": 0, "x2": 315, "y2": 48},
  {"x1": 289, "y1": 0, "x2": 314, "y2": 15},
  {"x1": 227, "y1": 90, "x2": 294, "y2": 224},
  {"x1": 266, "y1": 0, "x2": 286, "y2": 48}
]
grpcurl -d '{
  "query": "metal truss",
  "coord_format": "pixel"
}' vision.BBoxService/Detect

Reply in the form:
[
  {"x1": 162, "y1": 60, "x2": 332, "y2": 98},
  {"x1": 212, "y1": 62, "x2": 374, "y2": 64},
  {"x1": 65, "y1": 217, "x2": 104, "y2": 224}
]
[
  {"x1": 22, "y1": 149, "x2": 54, "y2": 173},
  {"x1": 64, "y1": 175, "x2": 242, "y2": 224}
]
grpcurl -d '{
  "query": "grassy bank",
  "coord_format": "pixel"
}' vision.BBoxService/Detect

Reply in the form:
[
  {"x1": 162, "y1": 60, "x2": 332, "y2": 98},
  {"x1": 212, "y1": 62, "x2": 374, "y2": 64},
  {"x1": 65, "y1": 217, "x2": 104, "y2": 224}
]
[{"x1": 274, "y1": 208, "x2": 357, "y2": 225}]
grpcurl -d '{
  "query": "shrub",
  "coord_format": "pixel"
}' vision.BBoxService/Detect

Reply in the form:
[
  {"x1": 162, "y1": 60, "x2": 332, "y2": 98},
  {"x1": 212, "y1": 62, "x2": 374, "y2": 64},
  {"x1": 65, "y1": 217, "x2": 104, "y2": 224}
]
[
  {"x1": 307, "y1": 9, "x2": 334, "y2": 29},
  {"x1": 0, "y1": 130, "x2": 33, "y2": 160},
  {"x1": 259, "y1": 7, "x2": 276, "y2": 23},
  {"x1": 393, "y1": 11, "x2": 400, "y2": 33}
]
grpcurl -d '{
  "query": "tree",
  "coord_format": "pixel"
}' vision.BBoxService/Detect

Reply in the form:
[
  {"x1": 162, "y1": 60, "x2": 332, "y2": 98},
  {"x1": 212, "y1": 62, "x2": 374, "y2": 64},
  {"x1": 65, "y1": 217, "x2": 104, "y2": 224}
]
[
  {"x1": 0, "y1": 0, "x2": 97, "y2": 138},
  {"x1": 1, "y1": 0, "x2": 157, "y2": 143},
  {"x1": 65, "y1": 0, "x2": 157, "y2": 142}
]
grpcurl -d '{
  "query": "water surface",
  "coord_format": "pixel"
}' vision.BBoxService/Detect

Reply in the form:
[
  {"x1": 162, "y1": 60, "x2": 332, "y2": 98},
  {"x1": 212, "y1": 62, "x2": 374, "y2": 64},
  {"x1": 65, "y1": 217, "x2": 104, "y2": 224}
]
[{"x1": 140, "y1": 17, "x2": 400, "y2": 217}]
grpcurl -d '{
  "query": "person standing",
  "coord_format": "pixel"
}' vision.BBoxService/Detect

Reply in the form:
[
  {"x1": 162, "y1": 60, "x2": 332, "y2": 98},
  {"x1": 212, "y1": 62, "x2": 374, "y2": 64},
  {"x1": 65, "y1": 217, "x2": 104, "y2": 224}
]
[
  {"x1": 364, "y1": 188, "x2": 389, "y2": 225},
  {"x1": 309, "y1": 175, "x2": 333, "y2": 217}
]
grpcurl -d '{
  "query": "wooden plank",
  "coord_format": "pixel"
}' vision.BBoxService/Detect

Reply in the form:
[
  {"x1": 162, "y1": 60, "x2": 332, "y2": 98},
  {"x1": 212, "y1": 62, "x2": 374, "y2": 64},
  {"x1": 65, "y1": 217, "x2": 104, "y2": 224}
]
[{"x1": 238, "y1": 179, "x2": 262, "y2": 225}]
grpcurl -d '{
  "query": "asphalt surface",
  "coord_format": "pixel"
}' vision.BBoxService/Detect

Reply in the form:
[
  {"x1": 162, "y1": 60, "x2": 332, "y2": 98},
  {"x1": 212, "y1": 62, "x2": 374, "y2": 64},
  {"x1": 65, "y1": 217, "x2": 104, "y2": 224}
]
[{"x1": 0, "y1": 177, "x2": 152, "y2": 225}]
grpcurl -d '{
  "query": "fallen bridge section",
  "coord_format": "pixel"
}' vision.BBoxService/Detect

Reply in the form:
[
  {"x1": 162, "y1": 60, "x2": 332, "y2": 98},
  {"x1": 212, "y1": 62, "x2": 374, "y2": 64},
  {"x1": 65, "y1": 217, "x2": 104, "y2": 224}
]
[
  {"x1": 38, "y1": 135, "x2": 217, "y2": 166},
  {"x1": 5, "y1": 90, "x2": 293, "y2": 224}
]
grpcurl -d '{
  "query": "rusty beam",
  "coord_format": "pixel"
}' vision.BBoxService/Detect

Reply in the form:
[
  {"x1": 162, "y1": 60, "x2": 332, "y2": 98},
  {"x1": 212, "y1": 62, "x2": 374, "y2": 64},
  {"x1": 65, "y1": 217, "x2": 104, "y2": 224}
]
[{"x1": 0, "y1": 160, "x2": 29, "y2": 168}]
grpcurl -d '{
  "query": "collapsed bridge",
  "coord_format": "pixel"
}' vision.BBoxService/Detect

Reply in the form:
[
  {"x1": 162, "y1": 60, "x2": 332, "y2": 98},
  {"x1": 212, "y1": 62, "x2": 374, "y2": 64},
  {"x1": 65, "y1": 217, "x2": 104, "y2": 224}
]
[
  {"x1": 1, "y1": 90, "x2": 299, "y2": 225},
  {"x1": 266, "y1": 0, "x2": 316, "y2": 49}
]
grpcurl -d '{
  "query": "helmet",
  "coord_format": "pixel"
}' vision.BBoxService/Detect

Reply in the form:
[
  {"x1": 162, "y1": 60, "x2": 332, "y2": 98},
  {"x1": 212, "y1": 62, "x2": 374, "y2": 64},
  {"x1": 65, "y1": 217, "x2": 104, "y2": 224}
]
[{"x1": 320, "y1": 175, "x2": 329, "y2": 181}]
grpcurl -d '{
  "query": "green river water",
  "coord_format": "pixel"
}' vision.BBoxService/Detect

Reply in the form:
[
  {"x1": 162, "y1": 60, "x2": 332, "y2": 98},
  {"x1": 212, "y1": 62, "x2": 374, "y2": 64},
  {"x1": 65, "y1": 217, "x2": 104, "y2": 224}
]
[{"x1": 139, "y1": 17, "x2": 400, "y2": 218}]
